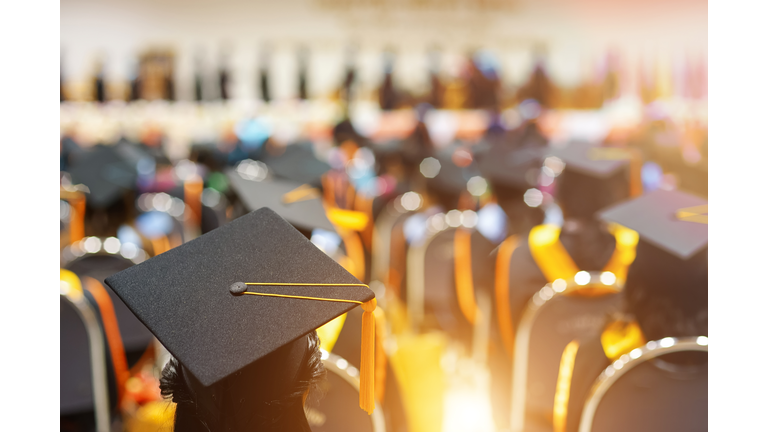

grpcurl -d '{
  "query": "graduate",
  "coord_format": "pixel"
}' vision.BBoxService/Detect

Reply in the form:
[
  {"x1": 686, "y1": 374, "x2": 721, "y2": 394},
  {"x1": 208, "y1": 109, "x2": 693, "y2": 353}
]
[
  {"x1": 104, "y1": 208, "x2": 379, "y2": 431},
  {"x1": 553, "y1": 189, "x2": 707, "y2": 432}
]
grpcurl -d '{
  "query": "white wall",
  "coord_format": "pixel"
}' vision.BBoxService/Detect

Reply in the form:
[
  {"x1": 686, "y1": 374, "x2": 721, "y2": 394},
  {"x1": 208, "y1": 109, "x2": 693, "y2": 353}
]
[{"x1": 61, "y1": 0, "x2": 707, "y2": 100}]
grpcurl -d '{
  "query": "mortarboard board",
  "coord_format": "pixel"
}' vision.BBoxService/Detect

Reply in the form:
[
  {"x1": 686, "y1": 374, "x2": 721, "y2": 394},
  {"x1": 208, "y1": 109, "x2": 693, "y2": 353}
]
[
  {"x1": 104, "y1": 207, "x2": 378, "y2": 413},
  {"x1": 476, "y1": 142, "x2": 548, "y2": 190},
  {"x1": 261, "y1": 143, "x2": 331, "y2": 187},
  {"x1": 550, "y1": 141, "x2": 631, "y2": 179},
  {"x1": 598, "y1": 189, "x2": 707, "y2": 259},
  {"x1": 424, "y1": 148, "x2": 480, "y2": 197},
  {"x1": 69, "y1": 144, "x2": 138, "y2": 209},
  {"x1": 226, "y1": 168, "x2": 336, "y2": 232}
]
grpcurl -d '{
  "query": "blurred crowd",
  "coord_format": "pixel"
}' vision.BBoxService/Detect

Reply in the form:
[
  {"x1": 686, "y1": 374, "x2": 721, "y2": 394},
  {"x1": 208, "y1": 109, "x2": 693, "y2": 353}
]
[{"x1": 60, "y1": 53, "x2": 707, "y2": 432}]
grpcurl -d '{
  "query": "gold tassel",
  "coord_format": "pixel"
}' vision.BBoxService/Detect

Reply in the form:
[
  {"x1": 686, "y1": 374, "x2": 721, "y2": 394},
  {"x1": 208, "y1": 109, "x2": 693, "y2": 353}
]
[
  {"x1": 373, "y1": 308, "x2": 387, "y2": 403},
  {"x1": 360, "y1": 298, "x2": 377, "y2": 414}
]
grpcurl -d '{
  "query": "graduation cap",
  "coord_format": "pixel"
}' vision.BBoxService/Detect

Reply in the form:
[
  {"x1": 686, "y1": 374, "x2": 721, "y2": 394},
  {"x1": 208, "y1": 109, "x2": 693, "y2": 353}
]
[
  {"x1": 476, "y1": 143, "x2": 547, "y2": 190},
  {"x1": 69, "y1": 144, "x2": 139, "y2": 209},
  {"x1": 104, "y1": 208, "x2": 378, "y2": 414},
  {"x1": 261, "y1": 143, "x2": 331, "y2": 187},
  {"x1": 551, "y1": 141, "x2": 643, "y2": 196},
  {"x1": 598, "y1": 189, "x2": 707, "y2": 259},
  {"x1": 550, "y1": 141, "x2": 629, "y2": 178},
  {"x1": 226, "y1": 168, "x2": 336, "y2": 232},
  {"x1": 425, "y1": 148, "x2": 480, "y2": 197}
]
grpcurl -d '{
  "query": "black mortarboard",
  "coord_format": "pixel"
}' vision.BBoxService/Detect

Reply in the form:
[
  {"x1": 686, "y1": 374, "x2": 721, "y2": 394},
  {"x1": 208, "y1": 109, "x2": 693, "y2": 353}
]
[
  {"x1": 261, "y1": 143, "x2": 331, "y2": 187},
  {"x1": 425, "y1": 148, "x2": 479, "y2": 196},
  {"x1": 104, "y1": 208, "x2": 377, "y2": 411},
  {"x1": 69, "y1": 144, "x2": 138, "y2": 209},
  {"x1": 550, "y1": 141, "x2": 631, "y2": 179},
  {"x1": 226, "y1": 168, "x2": 336, "y2": 232},
  {"x1": 598, "y1": 189, "x2": 707, "y2": 259},
  {"x1": 476, "y1": 142, "x2": 547, "y2": 189}
]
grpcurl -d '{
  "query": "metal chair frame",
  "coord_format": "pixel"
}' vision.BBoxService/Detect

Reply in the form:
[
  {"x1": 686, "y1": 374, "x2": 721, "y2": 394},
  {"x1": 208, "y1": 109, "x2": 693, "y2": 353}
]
[
  {"x1": 406, "y1": 223, "x2": 493, "y2": 365},
  {"x1": 578, "y1": 336, "x2": 708, "y2": 432},
  {"x1": 370, "y1": 199, "x2": 414, "y2": 287},
  {"x1": 61, "y1": 281, "x2": 111, "y2": 432},
  {"x1": 510, "y1": 271, "x2": 622, "y2": 432},
  {"x1": 320, "y1": 350, "x2": 387, "y2": 432},
  {"x1": 61, "y1": 235, "x2": 151, "y2": 267}
]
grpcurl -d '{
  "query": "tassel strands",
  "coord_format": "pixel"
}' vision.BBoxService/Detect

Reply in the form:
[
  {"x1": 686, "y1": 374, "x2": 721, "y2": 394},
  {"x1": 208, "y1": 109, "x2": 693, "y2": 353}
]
[{"x1": 360, "y1": 298, "x2": 377, "y2": 414}]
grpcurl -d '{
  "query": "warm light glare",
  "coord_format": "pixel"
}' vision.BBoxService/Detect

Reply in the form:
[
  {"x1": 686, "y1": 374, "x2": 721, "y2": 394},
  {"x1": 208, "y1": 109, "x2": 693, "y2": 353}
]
[
  {"x1": 552, "y1": 278, "x2": 567, "y2": 292},
  {"x1": 420, "y1": 157, "x2": 441, "y2": 178},
  {"x1": 335, "y1": 358, "x2": 349, "y2": 369},
  {"x1": 401, "y1": 192, "x2": 423, "y2": 211},
  {"x1": 60, "y1": 281, "x2": 71, "y2": 296},
  {"x1": 629, "y1": 348, "x2": 643, "y2": 359},
  {"x1": 574, "y1": 271, "x2": 591, "y2": 286},
  {"x1": 523, "y1": 188, "x2": 543, "y2": 207},
  {"x1": 460, "y1": 210, "x2": 478, "y2": 228},
  {"x1": 600, "y1": 271, "x2": 616, "y2": 285},
  {"x1": 659, "y1": 337, "x2": 675, "y2": 348},
  {"x1": 467, "y1": 176, "x2": 488, "y2": 197},
  {"x1": 446, "y1": 210, "x2": 462, "y2": 228},
  {"x1": 120, "y1": 243, "x2": 139, "y2": 260},
  {"x1": 83, "y1": 237, "x2": 102, "y2": 253},
  {"x1": 697, "y1": 336, "x2": 708, "y2": 346},
  {"x1": 103, "y1": 237, "x2": 121, "y2": 254}
]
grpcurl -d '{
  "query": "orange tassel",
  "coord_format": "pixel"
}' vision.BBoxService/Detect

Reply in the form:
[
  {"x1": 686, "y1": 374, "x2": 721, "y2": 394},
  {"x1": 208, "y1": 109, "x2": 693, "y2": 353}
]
[
  {"x1": 360, "y1": 298, "x2": 377, "y2": 414},
  {"x1": 373, "y1": 308, "x2": 387, "y2": 403}
]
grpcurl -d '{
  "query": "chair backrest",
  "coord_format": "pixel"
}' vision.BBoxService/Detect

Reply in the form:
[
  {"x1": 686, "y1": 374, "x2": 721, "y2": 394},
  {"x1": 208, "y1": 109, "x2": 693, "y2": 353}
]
[
  {"x1": 306, "y1": 350, "x2": 386, "y2": 432},
  {"x1": 510, "y1": 272, "x2": 623, "y2": 432},
  {"x1": 65, "y1": 248, "x2": 154, "y2": 354},
  {"x1": 407, "y1": 227, "x2": 458, "y2": 333},
  {"x1": 370, "y1": 200, "x2": 414, "y2": 295},
  {"x1": 580, "y1": 337, "x2": 708, "y2": 432},
  {"x1": 60, "y1": 276, "x2": 111, "y2": 432}
]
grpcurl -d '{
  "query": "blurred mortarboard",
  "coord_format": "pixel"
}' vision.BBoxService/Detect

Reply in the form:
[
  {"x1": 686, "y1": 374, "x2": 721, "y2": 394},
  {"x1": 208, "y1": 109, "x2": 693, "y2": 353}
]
[
  {"x1": 476, "y1": 143, "x2": 547, "y2": 189},
  {"x1": 550, "y1": 141, "x2": 631, "y2": 179},
  {"x1": 424, "y1": 148, "x2": 479, "y2": 196},
  {"x1": 69, "y1": 144, "x2": 138, "y2": 209},
  {"x1": 261, "y1": 143, "x2": 331, "y2": 187},
  {"x1": 104, "y1": 208, "x2": 377, "y2": 411},
  {"x1": 226, "y1": 167, "x2": 336, "y2": 232},
  {"x1": 598, "y1": 189, "x2": 707, "y2": 259}
]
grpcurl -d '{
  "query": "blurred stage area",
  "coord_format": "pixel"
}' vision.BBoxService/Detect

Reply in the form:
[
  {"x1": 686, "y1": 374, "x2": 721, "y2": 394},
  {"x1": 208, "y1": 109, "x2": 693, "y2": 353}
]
[{"x1": 60, "y1": 1, "x2": 707, "y2": 432}]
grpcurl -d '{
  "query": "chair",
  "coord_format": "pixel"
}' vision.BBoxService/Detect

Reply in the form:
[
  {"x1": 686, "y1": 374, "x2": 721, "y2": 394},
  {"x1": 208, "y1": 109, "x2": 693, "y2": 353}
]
[
  {"x1": 406, "y1": 220, "x2": 495, "y2": 360},
  {"x1": 63, "y1": 237, "x2": 154, "y2": 364},
  {"x1": 306, "y1": 350, "x2": 386, "y2": 432},
  {"x1": 510, "y1": 272, "x2": 623, "y2": 432},
  {"x1": 578, "y1": 336, "x2": 708, "y2": 432},
  {"x1": 370, "y1": 199, "x2": 415, "y2": 289},
  {"x1": 60, "y1": 271, "x2": 112, "y2": 432}
]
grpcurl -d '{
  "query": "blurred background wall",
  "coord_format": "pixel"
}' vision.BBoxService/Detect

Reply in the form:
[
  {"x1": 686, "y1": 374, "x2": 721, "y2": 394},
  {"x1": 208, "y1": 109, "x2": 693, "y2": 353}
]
[{"x1": 61, "y1": 0, "x2": 707, "y2": 102}]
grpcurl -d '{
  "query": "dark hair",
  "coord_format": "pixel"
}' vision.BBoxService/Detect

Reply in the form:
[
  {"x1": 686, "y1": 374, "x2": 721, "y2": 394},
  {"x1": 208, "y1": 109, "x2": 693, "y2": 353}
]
[
  {"x1": 556, "y1": 167, "x2": 629, "y2": 221},
  {"x1": 624, "y1": 240, "x2": 708, "y2": 341},
  {"x1": 160, "y1": 331, "x2": 325, "y2": 431}
]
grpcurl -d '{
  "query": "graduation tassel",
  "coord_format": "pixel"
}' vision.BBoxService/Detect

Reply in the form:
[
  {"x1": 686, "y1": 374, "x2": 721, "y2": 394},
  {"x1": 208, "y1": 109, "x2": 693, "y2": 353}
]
[
  {"x1": 360, "y1": 298, "x2": 377, "y2": 415},
  {"x1": 232, "y1": 281, "x2": 377, "y2": 414}
]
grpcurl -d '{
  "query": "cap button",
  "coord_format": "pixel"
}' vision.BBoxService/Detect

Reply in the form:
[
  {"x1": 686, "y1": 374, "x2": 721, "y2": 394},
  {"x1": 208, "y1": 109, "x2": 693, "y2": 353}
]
[{"x1": 229, "y1": 282, "x2": 247, "y2": 295}]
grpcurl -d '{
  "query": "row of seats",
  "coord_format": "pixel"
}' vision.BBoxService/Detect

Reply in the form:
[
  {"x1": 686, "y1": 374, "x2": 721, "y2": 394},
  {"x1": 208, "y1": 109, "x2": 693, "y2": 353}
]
[{"x1": 60, "y1": 100, "x2": 707, "y2": 432}]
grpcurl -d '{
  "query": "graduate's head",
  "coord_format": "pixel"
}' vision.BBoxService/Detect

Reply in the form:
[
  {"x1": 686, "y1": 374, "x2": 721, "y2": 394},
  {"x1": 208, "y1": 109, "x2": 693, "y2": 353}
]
[
  {"x1": 104, "y1": 208, "x2": 378, "y2": 432},
  {"x1": 160, "y1": 331, "x2": 325, "y2": 431},
  {"x1": 599, "y1": 189, "x2": 708, "y2": 341}
]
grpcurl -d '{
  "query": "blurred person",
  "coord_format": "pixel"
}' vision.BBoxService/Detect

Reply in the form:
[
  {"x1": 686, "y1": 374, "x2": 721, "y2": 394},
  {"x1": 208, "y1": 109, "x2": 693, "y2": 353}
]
[
  {"x1": 516, "y1": 58, "x2": 555, "y2": 109},
  {"x1": 554, "y1": 189, "x2": 707, "y2": 432},
  {"x1": 488, "y1": 141, "x2": 636, "y2": 430},
  {"x1": 104, "y1": 209, "x2": 378, "y2": 432},
  {"x1": 298, "y1": 47, "x2": 309, "y2": 100},
  {"x1": 379, "y1": 50, "x2": 398, "y2": 111}
]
